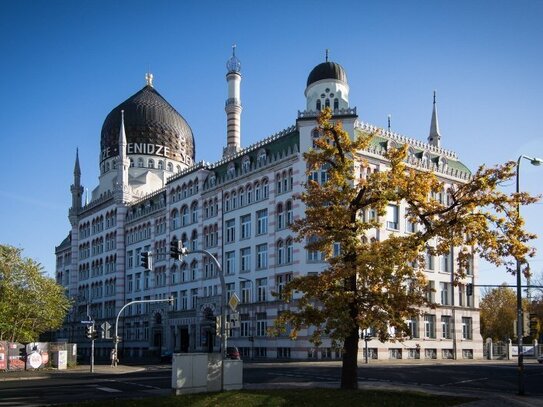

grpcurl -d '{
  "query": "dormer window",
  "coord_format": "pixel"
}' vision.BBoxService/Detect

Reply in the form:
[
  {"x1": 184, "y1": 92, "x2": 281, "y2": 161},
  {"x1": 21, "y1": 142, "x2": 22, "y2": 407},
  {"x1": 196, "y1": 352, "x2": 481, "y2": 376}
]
[
  {"x1": 257, "y1": 149, "x2": 267, "y2": 166},
  {"x1": 227, "y1": 162, "x2": 236, "y2": 178},
  {"x1": 242, "y1": 156, "x2": 251, "y2": 173}
]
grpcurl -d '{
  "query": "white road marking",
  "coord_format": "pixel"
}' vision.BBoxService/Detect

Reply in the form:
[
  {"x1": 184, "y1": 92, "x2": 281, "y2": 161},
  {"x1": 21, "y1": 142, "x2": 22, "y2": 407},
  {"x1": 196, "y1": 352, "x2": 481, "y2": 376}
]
[{"x1": 96, "y1": 386, "x2": 122, "y2": 393}]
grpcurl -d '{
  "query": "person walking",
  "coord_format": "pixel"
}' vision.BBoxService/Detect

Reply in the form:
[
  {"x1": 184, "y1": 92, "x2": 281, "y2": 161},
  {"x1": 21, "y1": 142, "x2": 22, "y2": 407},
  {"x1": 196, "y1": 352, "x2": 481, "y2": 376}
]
[{"x1": 110, "y1": 349, "x2": 118, "y2": 367}]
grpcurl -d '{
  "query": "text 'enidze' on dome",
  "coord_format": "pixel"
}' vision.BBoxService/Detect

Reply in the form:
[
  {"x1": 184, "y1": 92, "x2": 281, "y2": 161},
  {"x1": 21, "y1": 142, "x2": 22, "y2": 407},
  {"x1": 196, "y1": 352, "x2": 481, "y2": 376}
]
[{"x1": 100, "y1": 85, "x2": 195, "y2": 164}]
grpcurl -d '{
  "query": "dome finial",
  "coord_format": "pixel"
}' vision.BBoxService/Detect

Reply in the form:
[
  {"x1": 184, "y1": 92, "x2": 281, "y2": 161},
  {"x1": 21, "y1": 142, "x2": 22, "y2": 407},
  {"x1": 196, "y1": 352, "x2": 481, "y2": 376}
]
[
  {"x1": 226, "y1": 44, "x2": 241, "y2": 73},
  {"x1": 325, "y1": 49, "x2": 329, "y2": 62},
  {"x1": 145, "y1": 72, "x2": 154, "y2": 87}
]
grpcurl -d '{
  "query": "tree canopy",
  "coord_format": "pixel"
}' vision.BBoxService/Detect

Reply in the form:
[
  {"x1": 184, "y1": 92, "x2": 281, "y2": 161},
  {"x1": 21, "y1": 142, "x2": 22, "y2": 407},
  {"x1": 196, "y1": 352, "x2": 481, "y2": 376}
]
[
  {"x1": 479, "y1": 285, "x2": 517, "y2": 341},
  {"x1": 274, "y1": 108, "x2": 538, "y2": 389},
  {"x1": 0, "y1": 244, "x2": 71, "y2": 342}
]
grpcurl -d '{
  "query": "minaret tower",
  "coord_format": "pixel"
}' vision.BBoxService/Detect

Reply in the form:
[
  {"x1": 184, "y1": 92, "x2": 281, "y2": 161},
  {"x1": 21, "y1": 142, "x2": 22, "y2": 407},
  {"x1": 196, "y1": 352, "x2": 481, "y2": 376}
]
[
  {"x1": 115, "y1": 110, "x2": 131, "y2": 203},
  {"x1": 428, "y1": 90, "x2": 441, "y2": 147},
  {"x1": 223, "y1": 45, "x2": 242, "y2": 157},
  {"x1": 69, "y1": 149, "x2": 83, "y2": 226}
]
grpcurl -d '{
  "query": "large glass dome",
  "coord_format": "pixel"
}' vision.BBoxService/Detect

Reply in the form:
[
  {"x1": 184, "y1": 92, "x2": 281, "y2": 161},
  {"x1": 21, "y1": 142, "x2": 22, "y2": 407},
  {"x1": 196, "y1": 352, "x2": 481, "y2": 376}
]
[{"x1": 100, "y1": 85, "x2": 195, "y2": 164}]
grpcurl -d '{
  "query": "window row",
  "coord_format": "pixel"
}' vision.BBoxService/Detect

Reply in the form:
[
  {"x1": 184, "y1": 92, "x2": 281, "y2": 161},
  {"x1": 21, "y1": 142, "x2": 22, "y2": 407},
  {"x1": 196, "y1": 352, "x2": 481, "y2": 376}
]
[
  {"x1": 127, "y1": 223, "x2": 152, "y2": 245},
  {"x1": 275, "y1": 168, "x2": 294, "y2": 195},
  {"x1": 169, "y1": 179, "x2": 200, "y2": 203},
  {"x1": 170, "y1": 202, "x2": 198, "y2": 229},
  {"x1": 224, "y1": 178, "x2": 269, "y2": 212}
]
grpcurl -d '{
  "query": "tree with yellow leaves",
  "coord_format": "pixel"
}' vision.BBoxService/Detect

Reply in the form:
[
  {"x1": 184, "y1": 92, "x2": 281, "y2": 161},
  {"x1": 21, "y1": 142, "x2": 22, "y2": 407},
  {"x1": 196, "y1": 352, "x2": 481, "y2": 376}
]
[{"x1": 274, "y1": 108, "x2": 538, "y2": 389}]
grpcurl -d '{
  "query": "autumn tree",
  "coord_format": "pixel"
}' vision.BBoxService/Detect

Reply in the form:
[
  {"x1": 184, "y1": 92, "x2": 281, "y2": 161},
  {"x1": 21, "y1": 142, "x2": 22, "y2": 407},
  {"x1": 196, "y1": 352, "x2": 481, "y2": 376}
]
[
  {"x1": 479, "y1": 285, "x2": 517, "y2": 341},
  {"x1": 0, "y1": 244, "x2": 71, "y2": 342},
  {"x1": 274, "y1": 108, "x2": 537, "y2": 389}
]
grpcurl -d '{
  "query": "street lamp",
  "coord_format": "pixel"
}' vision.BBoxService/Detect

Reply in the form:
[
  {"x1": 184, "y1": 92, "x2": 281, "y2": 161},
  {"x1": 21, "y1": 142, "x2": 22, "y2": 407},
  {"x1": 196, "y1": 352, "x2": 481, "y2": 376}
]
[{"x1": 515, "y1": 154, "x2": 542, "y2": 396}]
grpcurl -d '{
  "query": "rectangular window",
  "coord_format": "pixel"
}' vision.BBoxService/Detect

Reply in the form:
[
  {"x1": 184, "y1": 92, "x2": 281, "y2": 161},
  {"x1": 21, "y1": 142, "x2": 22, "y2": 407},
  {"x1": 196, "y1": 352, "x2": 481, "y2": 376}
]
[
  {"x1": 256, "y1": 278, "x2": 267, "y2": 302},
  {"x1": 440, "y1": 282, "x2": 450, "y2": 305},
  {"x1": 424, "y1": 314, "x2": 436, "y2": 338},
  {"x1": 240, "y1": 247, "x2": 251, "y2": 272},
  {"x1": 256, "y1": 244, "x2": 268, "y2": 270},
  {"x1": 240, "y1": 214, "x2": 251, "y2": 239},
  {"x1": 190, "y1": 288, "x2": 198, "y2": 309},
  {"x1": 181, "y1": 290, "x2": 187, "y2": 310},
  {"x1": 225, "y1": 219, "x2": 235, "y2": 244},
  {"x1": 407, "y1": 318, "x2": 419, "y2": 338},
  {"x1": 226, "y1": 282, "x2": 235, "y2": 300},
  {"x1": 276, "y1": 273, "x2": 292, "y2": 298},
  {"x1": 426, "y1": 251, "x2": 435, "y2": 271},
  {"x1": 386, "y1": 204, "x2": 399, "y2": 230},
  {"x1": 127, "y1": 250, "x2": 133, "y2": 268},
  {"x1": 240, "y1": 280, "x2": 252, "y2": 303},
  {"x1": 225, "y1": 251, "x2": 235, "y2": 275},
  {"x1": 256, "y1": 209, "x2": 268, "y2": 235},
  {"x1": 256, "y1": 312, "x2": 267, "y2": 336},
  {"x1": 441, "y1": 315, "x2": 451, "y2": 339},
  {"x1": 440, "y1": 253, "x2": 450, "y2": 273},
  {"x1": 426, "y1": 280, "x2": 435, "y2": 303},
  {"x1": 240, "y1": 314, "x2": 251, "y2": 337},
  {"x1": 462, "y1": 317, "x2": 472, "y2": 339}
]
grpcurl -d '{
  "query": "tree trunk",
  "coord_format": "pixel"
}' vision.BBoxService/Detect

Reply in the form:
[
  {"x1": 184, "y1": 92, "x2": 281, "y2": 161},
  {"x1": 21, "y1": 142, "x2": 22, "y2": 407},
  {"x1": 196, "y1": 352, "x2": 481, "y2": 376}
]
[
  {"x1": 341, "y1": 272, "x2": 359, "y2": 389},
  {"x1": 341, "y1": 322, "x2": 359, "y2": 389}
]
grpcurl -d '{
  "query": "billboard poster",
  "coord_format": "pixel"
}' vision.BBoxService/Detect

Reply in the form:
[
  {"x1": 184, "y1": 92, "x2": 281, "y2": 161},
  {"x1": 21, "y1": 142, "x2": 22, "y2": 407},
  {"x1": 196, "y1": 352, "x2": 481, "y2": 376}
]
[
  {"x1": 0, "y1": 342, "x2": 6, "y2": 370},
  {"x1": 25, "y1": 342, "x2": 49, "y2": 370}
]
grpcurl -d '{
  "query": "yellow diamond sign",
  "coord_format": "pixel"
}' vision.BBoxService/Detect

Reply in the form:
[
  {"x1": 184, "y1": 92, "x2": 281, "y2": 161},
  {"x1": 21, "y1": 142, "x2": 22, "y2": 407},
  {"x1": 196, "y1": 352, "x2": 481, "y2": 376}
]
[{"x1": 228, "y1": 293, "x2": 240, "y2": 311}]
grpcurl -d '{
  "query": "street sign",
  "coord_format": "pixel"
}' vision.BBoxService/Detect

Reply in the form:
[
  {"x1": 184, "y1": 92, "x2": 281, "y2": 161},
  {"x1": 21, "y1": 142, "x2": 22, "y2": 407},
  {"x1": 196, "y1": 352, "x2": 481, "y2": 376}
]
[
  {"x1": 228, "y1": 293, "x2": 240, "y2": 312},
  {"x1": 229, "y1": 312, "x2": 240, "y2": 328},
  {"x1": 80, "y1": 320, "x2": 94, "y2": 325},
  {"x1": 101, "y1": 321, "x2": 112, "y2": 339}
]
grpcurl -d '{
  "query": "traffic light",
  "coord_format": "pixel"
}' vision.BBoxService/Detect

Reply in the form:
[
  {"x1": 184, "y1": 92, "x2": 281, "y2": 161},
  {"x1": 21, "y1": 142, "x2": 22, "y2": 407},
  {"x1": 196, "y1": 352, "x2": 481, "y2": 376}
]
[
  {"x1": 140, "y1": 251, "x2": 152, "y2": 270},
  {"x1": 529, "y1": 313, "x2": 538, "y2": 338},
  {"x1": 466, "y1": 283, "x2": 474, "y2": 296},
  {"x1": 170, "y1": 240, "x2": 180, "y2": 260},
  {"x1": 86, "y1": 325, "x2": 93, "y2": 339},
  {"x1": 170, "y1": 241, "x2": 188, "y2": 261}
]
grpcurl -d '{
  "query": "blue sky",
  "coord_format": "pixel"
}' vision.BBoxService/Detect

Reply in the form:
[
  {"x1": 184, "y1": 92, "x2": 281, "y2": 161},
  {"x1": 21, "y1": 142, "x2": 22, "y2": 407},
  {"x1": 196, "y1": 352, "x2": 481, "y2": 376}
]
[{"x1": 1, "y1": 1, "x2": 542, "y2": 288}]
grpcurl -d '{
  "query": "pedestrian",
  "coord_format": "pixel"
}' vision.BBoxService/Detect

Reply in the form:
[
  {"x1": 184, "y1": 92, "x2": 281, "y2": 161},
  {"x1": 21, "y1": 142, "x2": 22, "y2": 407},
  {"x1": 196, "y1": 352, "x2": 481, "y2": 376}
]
[{"x1": 110, "y1": 349, "x2": 117, "y2": 367}]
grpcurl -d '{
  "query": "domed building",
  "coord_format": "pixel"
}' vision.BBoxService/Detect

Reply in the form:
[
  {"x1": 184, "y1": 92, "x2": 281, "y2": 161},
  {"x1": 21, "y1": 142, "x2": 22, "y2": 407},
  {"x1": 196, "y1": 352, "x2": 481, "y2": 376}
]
[{"x1": 55, "y1": 51, "x2": 481, "y2": 362}]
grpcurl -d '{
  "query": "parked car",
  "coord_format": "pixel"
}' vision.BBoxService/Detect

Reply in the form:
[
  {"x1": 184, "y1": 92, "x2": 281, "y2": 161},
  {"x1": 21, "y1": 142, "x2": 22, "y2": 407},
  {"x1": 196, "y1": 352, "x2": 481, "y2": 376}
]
[
  {"x1": 226, "y1": 346, "x2": 240, "y2": 360},
  {"x1": 537, "y1": 354, "x2": 543, "y2": 364}
]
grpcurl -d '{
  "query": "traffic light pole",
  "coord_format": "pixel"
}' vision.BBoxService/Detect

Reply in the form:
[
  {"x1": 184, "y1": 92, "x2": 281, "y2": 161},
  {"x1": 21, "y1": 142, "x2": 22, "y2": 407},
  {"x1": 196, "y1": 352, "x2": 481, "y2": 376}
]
[{"x1": 113, "y1": 297, "x2": 173, "y2": 366}]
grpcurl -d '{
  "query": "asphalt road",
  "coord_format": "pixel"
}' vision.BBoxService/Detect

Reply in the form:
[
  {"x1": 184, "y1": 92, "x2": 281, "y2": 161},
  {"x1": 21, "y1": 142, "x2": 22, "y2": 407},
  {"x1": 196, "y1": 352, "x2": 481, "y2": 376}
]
[{"x1": 1, "y1": 361, "x2": 542, "y2": 406}]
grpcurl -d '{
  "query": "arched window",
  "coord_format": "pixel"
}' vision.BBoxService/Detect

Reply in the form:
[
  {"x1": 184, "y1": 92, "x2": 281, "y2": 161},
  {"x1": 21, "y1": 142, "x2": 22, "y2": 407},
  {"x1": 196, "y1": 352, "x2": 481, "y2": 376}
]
[
  {"x1": 325, "y1": 98, "x2": 330, "y2": 108},
  {"x1": 130, "y1": 158, "x2": 134, "y2": 168},
  {"x1": 276, "y1": 240, "x2": 284, "y2": 265},
  {"x1": 276, "y1": 203, "x2": 284, "y2": 230},
  {"x1": 286, "y1": 238, "x2": 293, "y2": 263},
  {"x1": 262, "y1": 179, "x2": 269, "y2": 198},
  {"x1": 148, "y1": 159, "x2": 155, "y2": 168},
  {"x1": 158, "y1": 160, "x2": 164, "y2": 170},
  {"x1": 190, "y1": 230, "x2": 198, "y2": 251},
  {"x1": 138, "y1": 158, "x2": 144, "y2": 168},
  {"x1": 286, "y1": 200, "x2": 293, "y2": 225},
  {"x1": 333, "y1": 98, "x2": 339, "y2": 110},
  {"x1": 190, "y1": 201, "x2": 198, "y2": 223},
  {"x1": 246, "y1": 184, "x2": 252, "y2": 204},
  {"x1": 105, "y1": 162, "x2": 110, "y2": 172},
  {"x1": 181, "y1": 206, "x2": 189, "y2": 226},
  {"x1": 239, "y1": 188, "x2": 245, "y2": 207},
  {"x1": 316, "y1": 99, "x2": 321, "y2": 111},
  {"x1": 167, "y1": 162, "x2": 173, "y2": 172}
]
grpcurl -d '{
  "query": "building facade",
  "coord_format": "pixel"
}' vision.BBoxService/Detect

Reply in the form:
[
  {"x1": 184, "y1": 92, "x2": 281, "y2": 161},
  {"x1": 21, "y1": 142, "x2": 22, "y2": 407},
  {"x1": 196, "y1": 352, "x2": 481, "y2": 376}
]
[{"x1": 55, "y1": 51, "x2": 482, "y2": 361}]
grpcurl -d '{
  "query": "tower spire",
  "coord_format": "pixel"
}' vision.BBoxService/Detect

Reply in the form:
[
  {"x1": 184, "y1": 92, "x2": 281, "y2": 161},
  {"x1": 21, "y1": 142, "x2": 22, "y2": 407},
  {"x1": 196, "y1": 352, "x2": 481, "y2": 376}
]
[
  {"x1": 115, "y1": 110, "x2": 131, "y2": 203},
  {"x1": 428, "y1": 90, "x2": 441, "y2": 147},
  {"x1": 69, "y1": 148, "x2": 84, "y2": 224},
  {"x1": 223, "y1": 45, "x2": 243, "y2": 158},
  {"x1": 325, "y1": 49, "x2": 329, "y2": 62}
]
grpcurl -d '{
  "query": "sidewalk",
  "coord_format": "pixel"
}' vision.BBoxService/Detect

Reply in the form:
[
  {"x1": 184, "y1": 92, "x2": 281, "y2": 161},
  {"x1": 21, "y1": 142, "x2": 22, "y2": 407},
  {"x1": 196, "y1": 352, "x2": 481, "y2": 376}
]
[{"x1": 0, "y1": 363, "x2": 145, "y2": 382}]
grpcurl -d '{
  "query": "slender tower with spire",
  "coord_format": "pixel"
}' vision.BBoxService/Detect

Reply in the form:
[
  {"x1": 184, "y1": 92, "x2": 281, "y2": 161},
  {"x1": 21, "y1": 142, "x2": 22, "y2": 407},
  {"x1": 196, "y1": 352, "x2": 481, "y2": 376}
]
[
  {"x1": 115, "y1": 110, "x2": 131, "y2": 203},
  {"x1": 223, "y1": 45, "x2": 242, "y2": 157},
  {"x1": 69, "y1": 149, "x2": 84, "y2": 226},
  {"x1": 428, "y1": 90, "x2": 441, "y2": 147}
]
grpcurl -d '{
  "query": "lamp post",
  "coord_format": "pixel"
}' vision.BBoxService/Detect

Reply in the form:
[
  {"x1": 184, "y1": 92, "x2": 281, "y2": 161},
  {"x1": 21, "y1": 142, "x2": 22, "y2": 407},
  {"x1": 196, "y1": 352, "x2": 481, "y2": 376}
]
[{"x1": 515, "y1": 154, "x2": 542, "y2": 396}]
